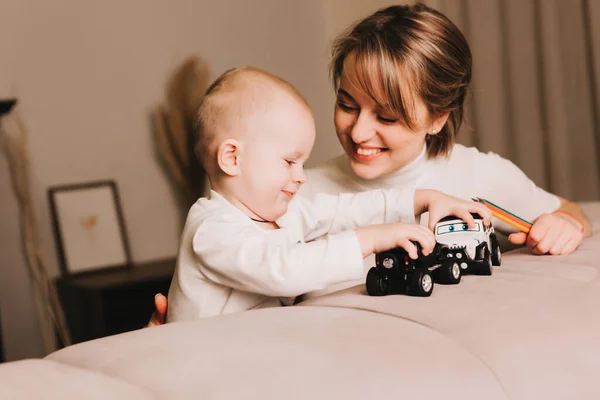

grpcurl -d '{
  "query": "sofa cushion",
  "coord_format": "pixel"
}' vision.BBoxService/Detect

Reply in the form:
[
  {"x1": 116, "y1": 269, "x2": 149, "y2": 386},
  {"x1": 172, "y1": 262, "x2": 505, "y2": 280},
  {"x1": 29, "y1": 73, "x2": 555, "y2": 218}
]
[
  {"x1": 48, "y1": 306, "x2": 507, "y2": 399},
  {"x1": 0, "y1": 359, "x2": 152, "y2": 399}
]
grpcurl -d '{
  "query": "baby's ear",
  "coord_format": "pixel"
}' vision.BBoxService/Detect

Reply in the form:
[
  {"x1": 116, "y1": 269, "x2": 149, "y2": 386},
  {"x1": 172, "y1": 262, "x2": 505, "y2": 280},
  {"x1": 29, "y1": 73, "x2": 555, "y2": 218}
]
[{"x1": 217, "y1": 139, "x2": 241, "y2": 176}]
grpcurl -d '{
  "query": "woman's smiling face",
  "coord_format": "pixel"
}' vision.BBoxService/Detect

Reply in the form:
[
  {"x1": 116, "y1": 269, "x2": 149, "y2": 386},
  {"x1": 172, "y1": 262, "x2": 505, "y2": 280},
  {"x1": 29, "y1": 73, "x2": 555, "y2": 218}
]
[{"x1": 333, "y1": 55, "x2": 438, "y2": 180}]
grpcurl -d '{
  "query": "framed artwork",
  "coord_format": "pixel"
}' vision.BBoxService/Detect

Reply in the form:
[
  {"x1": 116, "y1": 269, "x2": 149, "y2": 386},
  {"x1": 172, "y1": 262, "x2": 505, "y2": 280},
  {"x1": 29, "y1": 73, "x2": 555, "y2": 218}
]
[{"x1": 48, "y1": 180, "x2": 132, "y2": 275}]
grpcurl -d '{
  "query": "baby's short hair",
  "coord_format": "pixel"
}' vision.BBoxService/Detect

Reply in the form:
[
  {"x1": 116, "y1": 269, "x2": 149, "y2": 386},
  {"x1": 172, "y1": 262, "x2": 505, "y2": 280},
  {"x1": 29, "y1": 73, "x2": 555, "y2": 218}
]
[{"x1": 194, "y1": 66, "x2": 308, "y2": 170}]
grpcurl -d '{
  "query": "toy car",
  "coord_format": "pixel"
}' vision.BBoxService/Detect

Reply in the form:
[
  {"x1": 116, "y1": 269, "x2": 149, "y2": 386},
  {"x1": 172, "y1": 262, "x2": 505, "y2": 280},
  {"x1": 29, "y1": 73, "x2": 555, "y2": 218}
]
[
  {"x1": 434, "y1": 213, "x2": 502, "y2": 276},
  {"x1": 366, "y1": 242, "x2": 442, "y2": 297},
  {"x1": 366, "y1": 213, "x2": 502, "y2": 297}
]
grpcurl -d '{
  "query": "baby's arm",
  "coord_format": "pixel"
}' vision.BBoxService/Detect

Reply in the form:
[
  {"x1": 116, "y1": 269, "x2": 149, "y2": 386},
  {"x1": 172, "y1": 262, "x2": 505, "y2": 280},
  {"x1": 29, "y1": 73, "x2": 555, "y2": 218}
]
[
  {"x1": 283, "y1": 188, "x2": 417, "y2": 241},
  {"x1": 147, "y1": 219, "x2": 435, "y2": 327},
  {"x1": 286, "y1": 188, "x2": 490, "y2": 241},
  {"x1": 194, "y1": 219, "x2": 436, "y2": 297},
  {"x1": 193, "y1": 221, "x2": 364, "y2": 297},
  {"x1": 354, "y1": 222, "x2": 435, "y2": 260}
]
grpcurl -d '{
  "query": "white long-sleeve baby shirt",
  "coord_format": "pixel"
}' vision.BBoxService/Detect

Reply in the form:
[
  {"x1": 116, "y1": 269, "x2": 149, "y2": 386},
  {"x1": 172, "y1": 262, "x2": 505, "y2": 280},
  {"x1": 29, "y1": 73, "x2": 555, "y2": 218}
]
[{"x1": 167, "y1": 188, "x2": 415, "y2": 322}]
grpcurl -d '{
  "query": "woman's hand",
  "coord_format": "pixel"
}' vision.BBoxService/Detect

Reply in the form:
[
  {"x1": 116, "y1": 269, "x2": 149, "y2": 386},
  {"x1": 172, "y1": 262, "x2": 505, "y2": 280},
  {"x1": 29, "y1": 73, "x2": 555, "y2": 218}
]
[
  {"x1": 145, "y1": 293, "x2": 168, "y2": 327},
  {"x1": 417, "y1": 190, "x2": 492, "y2": 230},
  {"x1": 508, "y1": 212, "x2": 584, "y2": 255}
]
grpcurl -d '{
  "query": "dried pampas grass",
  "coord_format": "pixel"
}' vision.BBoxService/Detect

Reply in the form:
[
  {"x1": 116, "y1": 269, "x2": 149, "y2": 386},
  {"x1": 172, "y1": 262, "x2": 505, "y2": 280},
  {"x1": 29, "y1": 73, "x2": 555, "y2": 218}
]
[
  {"x1": 0, "y1": 105, "x2": 71, "y2": 352},
  {"x1": 151, "y1": 56, "x2": 209, "y2": 210}
]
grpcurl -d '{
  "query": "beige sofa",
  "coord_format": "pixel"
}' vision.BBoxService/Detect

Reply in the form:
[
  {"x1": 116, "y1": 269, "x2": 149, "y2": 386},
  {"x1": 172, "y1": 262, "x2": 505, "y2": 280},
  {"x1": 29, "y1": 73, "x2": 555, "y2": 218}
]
[{"x1": 2, "y1": 203, "x2": 599, "y2": 399}]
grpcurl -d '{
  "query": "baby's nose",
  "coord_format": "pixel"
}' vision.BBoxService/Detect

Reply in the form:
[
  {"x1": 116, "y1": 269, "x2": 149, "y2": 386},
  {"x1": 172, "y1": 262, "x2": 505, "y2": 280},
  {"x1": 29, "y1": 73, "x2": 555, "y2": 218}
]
[{"x1": 293, "y1": 166, "x2": 307, "y2": 184}]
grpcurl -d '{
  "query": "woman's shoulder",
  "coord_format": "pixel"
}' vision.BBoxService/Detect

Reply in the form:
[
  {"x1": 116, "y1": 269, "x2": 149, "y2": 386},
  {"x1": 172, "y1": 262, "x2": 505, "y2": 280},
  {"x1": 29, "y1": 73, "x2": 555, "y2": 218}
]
[
  {"x1": 421, "y1": 144, "x2": 525, "y2": 189},
  {"x1": 437, "y1": 144, "x2": 513, "y2": 170},
  {"x1": 447, "y1": 143, "x2": 488, "y2": 161}
]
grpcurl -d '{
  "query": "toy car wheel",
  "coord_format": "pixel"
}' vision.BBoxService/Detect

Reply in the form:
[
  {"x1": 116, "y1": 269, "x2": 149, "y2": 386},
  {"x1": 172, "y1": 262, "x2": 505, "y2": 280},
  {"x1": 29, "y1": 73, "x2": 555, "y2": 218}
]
[
  {"x1": 490, "y1": 233, "x2": 502, "y2": 266},
  {"x1": 437, "y1": 262, "x2": 461, "y2": 284},
  {"x1": 475, "y1": 246, "x2": 492, "y2": 276},
  {"x1": 366, "y1": 267, "x2": 388, "y2": 296},
  {"x1": 410, "y1": 270, "x2": 434, "y2": 297}
]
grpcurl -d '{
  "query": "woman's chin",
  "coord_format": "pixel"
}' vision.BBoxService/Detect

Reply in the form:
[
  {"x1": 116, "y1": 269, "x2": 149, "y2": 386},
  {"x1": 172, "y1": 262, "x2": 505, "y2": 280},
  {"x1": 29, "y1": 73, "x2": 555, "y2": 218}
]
[{"x1": 349, "y1": 160, "x2": 387, "y2": 180}]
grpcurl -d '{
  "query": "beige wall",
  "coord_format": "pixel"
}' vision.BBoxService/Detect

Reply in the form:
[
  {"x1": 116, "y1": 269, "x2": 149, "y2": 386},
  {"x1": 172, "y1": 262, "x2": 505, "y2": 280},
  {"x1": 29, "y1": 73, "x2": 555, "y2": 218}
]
[{"x1": 324, "y1": 0, "x2": 402, "y2": 41}]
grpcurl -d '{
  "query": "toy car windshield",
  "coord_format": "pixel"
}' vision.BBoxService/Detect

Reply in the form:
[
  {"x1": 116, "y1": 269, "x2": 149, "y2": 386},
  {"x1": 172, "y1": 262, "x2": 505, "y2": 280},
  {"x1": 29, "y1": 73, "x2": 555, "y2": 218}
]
[{"x1": 436, "y1": 221, "x2": 482, "y2": 235}]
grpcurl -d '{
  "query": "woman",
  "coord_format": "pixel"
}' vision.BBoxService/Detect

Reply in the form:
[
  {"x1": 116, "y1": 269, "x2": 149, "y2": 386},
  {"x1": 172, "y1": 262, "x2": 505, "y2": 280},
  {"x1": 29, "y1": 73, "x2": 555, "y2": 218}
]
[
  {"x1": 148, "y1": 3, "x2": 590, "y2": 326},
  {"x1": 303, "y1": 3, "x2": 590, "y2": 254}
]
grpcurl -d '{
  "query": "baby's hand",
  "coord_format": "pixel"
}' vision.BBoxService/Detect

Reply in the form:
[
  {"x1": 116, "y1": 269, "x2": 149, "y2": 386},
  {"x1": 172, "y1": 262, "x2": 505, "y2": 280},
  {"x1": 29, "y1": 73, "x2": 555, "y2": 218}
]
[
  {"x1": 145, "y1": 293, "x2": 168, "y2": 328},
  {"x1": 355, "y1": 223, "x2": 435, "y2": 259},
  {"x1": 388, "y1": 223, "x2": 436, "y2": 259},
  {"x1": 422, "y1": 191, "x2": 491, "y2": 230}
]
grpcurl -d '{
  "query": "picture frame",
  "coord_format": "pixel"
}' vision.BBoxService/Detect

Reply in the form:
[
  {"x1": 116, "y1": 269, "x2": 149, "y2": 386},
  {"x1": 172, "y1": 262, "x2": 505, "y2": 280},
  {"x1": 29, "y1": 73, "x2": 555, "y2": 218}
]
[{"x1": 48, "y1": 180, "x2": 132, "y2": 276}]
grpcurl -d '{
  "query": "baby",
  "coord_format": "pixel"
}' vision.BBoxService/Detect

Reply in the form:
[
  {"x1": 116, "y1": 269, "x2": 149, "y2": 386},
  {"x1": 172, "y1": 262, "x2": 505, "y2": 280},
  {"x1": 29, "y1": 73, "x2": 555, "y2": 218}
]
[{"x1": 166, "y1": 67, "x2": 489, "y2": 322}]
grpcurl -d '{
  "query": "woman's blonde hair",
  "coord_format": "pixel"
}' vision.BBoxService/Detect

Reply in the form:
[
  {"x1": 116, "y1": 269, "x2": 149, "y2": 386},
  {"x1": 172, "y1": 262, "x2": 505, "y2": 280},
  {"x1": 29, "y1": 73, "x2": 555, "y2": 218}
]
[{"x1": 331, "y1": 3, "x2": 471, "y2": 158}]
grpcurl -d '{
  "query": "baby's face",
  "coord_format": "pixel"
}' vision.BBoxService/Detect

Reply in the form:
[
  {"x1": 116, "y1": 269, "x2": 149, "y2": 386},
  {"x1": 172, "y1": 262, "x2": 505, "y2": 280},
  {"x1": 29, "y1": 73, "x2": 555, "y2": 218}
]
[{"x1": 238, "y1": 92, "x2": 315, "y2": 221}]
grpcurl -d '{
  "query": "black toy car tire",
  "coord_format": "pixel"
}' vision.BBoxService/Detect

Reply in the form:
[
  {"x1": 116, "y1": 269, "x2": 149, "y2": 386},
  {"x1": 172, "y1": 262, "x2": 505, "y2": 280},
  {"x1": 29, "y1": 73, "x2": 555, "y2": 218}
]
[
  {"x1": 410, "y1": 270, "x2": 434, "y2": 297},
  {"x1": 475, "y1": 246, "x2": 493, "y2": 276},
  {"x1": 490, "y1": 234, "x2": 502, "y2": 266},
  {"x1": 437, "y1": 262, "x2": 461, "y2": 284},
  {"x1": 366, "y1": 267, "x2": 388, "y2": 296}
]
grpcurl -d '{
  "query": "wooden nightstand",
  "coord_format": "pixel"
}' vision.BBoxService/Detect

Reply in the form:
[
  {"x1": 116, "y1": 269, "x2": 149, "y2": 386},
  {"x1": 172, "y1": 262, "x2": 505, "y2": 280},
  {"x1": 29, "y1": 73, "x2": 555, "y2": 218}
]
[{"x1": 55, "y1": 258, "x2": 175, "y2": 345}]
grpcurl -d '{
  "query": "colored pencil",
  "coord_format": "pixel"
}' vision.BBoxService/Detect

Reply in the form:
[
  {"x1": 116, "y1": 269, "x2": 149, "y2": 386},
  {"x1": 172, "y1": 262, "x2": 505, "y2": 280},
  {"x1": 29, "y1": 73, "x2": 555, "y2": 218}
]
[{"x1": 472, "y1": 197, "x2": 532, "y2": 234}]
